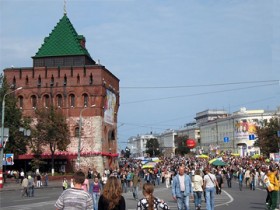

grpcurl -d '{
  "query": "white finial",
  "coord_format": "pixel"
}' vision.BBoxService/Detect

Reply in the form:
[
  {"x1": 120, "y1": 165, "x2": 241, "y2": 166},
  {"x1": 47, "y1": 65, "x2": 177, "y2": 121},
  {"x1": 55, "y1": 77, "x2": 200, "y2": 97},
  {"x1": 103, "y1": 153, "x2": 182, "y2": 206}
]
[{"x1": 64, "y1": 0, "x2": 67, "y2": 15}]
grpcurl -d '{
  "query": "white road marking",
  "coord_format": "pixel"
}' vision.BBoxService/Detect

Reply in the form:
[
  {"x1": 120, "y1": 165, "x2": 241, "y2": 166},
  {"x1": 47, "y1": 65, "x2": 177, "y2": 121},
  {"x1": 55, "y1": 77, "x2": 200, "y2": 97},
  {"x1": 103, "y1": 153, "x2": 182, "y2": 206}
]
[{"x1": 215, "y1": 189, "x2": 234, "y2": 207}]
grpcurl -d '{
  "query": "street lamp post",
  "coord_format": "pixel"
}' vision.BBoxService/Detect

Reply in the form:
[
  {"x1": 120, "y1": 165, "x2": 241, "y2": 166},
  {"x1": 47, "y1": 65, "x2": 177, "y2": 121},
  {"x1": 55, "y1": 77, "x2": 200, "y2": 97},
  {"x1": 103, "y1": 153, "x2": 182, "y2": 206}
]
[
  {"x1": 0, "y1": 87, "x2": 22, "y2": 189},
  {"x1": 77, "y1": 105, "x2": 95, "y2": 169}
]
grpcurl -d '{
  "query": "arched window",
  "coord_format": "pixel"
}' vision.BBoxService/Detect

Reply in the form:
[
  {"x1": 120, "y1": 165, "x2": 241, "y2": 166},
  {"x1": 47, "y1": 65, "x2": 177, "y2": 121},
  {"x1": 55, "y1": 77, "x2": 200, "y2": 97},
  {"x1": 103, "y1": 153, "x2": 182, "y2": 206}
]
[
  {"x1": 83, "y1": 93, "x2": 88, "y2": 107},
  {"x1": 56, "y1": 94, "x2": 63, "y2": 107},
  {"x1": 18, "y1": 96, "x2": 24, "y2": 109},
  {"x1": 31, "y1": 95, "x2": 37, "y2": 108},
  {"x1": 69, "y1": 94, "x2": 75, "y2": 107},
  {"x1": 44, "y1": 95, "x2": 50, "y2": 108},
  {"x1": 75, "y1": 127, "x2": 79, "y2": 137}
]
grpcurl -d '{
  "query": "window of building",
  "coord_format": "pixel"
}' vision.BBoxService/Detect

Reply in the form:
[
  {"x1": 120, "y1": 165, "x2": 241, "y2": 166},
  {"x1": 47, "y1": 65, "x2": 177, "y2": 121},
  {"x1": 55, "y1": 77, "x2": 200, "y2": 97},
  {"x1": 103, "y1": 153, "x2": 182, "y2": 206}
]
[
  {"x1": 83, "y1": 94, "x2": 88, "y2": 107},
  {"x1": 69, "y1": 94, "x2": 75, "y2": 107},
  {"x1": 50, "y1": 75, "x2": 54, "y2": 86},
  {"x1": 89, "y1": 73, "x2": 93, "y2": 85},
  {"x1": 18, "y1": 96, "x2": 24, "y2": 109},
  {"x1": 75, "y1": 127, "x2": 79, "y2": 137},
  {"x1": 44, "y1": 95, "x2": 50, "y2": 108},
  {"x1": 38, "y1": 75, "x2": 41, "y2": 87},
  {"x1": 77, "y1": 74, "x2": 80, "y2": 84},
  {"x1": 25, "y1": 75, "x2": 29, "y2": 85},
  {"x1": 56, "y1": 94, "x2": 63, "y2": 107},
  {"x1": 31, "y1": 95, "x2": 37, "y2": 108},
  {"x1": 64, "y1": 74, "x2": 67, "y2": 86},
  {"x1": 13, "y1": 76, "x2": 16, "y2": 88},
  {"x1": 83, "y1": 66, "x2": 86, "y2": 76}
]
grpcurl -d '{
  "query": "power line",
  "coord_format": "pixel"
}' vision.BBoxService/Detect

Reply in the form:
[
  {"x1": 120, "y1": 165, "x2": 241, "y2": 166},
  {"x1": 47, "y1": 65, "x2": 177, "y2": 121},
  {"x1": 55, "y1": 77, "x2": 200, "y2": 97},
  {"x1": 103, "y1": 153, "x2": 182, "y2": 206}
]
[
  {"x1": 120, "y1": 80, "x2": 279, "y2": 89},
  {"x1": 121, "y1": 82, "x2": 277, "y2": 104}
]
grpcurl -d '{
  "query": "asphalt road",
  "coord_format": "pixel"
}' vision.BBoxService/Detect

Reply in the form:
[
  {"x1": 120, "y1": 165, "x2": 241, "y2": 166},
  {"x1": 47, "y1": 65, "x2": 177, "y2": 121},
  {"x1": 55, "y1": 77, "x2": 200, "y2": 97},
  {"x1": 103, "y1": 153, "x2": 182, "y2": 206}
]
[{"x1": 0, "y1": 180, "x2": 269, "y2": 210}]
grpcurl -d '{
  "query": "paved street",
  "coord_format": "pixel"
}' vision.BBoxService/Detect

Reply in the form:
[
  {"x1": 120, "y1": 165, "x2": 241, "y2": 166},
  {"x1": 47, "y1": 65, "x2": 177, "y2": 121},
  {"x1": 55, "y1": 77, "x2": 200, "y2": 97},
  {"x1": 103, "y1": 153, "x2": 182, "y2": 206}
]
[{"x1": 0, "y1": 179, "x2": 269, "y2": 210}]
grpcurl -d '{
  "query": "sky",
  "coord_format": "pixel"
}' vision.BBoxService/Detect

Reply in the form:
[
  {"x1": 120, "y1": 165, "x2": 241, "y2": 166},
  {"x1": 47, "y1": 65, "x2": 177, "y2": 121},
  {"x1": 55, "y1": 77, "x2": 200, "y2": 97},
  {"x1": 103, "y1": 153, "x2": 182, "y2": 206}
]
[{"x1": 0, "y1": 0, "x2": 279, "y2": 150}]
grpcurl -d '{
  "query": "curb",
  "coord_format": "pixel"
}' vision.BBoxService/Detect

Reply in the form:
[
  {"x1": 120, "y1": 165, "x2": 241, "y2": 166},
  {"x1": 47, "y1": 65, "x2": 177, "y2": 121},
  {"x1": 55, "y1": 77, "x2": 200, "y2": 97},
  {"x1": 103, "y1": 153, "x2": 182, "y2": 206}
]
[{"x1": 0, "y1": 183, "x2": 62, "y2": 192}]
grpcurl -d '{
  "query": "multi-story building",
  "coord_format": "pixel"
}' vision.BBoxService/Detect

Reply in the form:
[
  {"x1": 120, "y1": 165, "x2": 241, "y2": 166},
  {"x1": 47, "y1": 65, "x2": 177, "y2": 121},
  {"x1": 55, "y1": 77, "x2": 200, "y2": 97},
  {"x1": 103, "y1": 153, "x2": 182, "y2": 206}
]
[
  {"x1": 128, "y1": 133, "x2": 159, "y2": 157},
  {"x1": 157, "y1": 129, "x2": 177, "y2": 157},
  {"x1": 3, "y1": 13, "x2": 120, "y2": 173},
  {"x1": 129, "y1": 107, "x2": 279, "y2": 158},
  {"x1": 199, "y1": 107, "x2": 280, "y2": 156}
]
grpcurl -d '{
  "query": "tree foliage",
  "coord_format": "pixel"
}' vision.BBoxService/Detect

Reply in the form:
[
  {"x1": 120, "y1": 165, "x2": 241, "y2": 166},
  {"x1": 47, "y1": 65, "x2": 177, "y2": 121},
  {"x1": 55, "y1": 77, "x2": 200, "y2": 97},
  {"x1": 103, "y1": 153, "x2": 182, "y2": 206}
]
[
  {"x1": 33, "y1": 106, "x2": 70, "y2": 170},
  {"x1": 145, "y1": 138, "x2": 160, "y2": 157},
  {"x1": 254, "y1": 117, "x2": 280, "y2": 157},
  {"x1": 0, "y1": 76, "x2": 29, "y2": 156},
  {"x1": 175, "y1": 135, "x2": 190, "y2": 155}
]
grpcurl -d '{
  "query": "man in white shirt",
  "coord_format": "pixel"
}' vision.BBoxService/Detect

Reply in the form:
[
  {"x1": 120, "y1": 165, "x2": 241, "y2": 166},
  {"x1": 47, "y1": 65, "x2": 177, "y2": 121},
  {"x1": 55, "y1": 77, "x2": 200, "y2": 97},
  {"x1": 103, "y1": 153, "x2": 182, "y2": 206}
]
[{"x1": 172, "y1": 166, "x2": 193, "y2": 210}]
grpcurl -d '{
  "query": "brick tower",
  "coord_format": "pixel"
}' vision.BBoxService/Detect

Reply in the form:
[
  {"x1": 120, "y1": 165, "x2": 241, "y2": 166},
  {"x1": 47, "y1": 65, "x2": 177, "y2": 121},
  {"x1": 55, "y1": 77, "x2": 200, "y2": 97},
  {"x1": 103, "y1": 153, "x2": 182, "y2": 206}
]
[{"x1": 3, "y1": 14, "x2": 120, "y2": 174}]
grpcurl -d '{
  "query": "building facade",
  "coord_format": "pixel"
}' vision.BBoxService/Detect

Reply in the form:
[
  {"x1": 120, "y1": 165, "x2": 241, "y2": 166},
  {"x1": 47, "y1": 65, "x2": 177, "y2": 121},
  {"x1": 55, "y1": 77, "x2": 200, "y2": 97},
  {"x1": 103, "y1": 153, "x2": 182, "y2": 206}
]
[
  {"x1": 199, "y1": 107, "x2": 280, "y2": 156},
  {"x1": 3, "y1": 14, "x2": 120, "y2": 173},
  {"x1": 128, "y1": 133, "x2": 159, "y2": 157}
]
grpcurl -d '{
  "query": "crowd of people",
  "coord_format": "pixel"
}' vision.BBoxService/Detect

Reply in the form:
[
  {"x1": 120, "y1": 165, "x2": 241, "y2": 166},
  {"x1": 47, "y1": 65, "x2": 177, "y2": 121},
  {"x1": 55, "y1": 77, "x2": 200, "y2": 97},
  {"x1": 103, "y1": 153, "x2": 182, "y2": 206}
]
[
  {"x1": 52, "y1": 154, "x2": 280, "y2": 210},
  {"x1": 9, "y1": 154, "x2": 280, "y2": 210}
]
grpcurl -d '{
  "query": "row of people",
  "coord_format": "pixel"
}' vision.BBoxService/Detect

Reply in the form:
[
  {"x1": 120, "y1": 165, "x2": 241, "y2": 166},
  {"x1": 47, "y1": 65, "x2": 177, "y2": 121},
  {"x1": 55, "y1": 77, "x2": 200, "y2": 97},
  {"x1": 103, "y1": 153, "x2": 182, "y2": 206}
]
[{"x1": 55, "y1": 171, "x2": 170, "y2": 210}]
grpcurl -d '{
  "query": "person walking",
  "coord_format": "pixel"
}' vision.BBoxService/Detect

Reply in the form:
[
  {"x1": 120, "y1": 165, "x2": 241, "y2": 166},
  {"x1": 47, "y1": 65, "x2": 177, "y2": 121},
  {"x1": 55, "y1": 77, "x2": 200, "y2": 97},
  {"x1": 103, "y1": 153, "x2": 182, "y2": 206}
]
[
  {"x1": 132, "y1": 169, "x2": 141, "y2": 200},
  {"x1": 44, "y1": 173, "x2": 49, "y2": 186},
  {"x1": 62, "y1": 178, "x2": 68, "y2": 190},
  {"x1": 226, "y1": 170, "x2": 232, "y2": 188},
  {"x1": 20, "y1": 170, "x2": 25, "y2": 183},
  {"x1": 98, "y1": 176, "x2": 126, "y2": 210},
  {"x1": 192, "y1": 169, "x2": 203, "y2": 210},
  {"x1": 238, "y1": 169, "x2": 244, "y2": 191},
  {"x1": 215, "y1": 170, "x2": 223, "y2": 194},
  {"x1": 267, "y1": 166, "x2": 279, "y2": 210},
  {"x1": 137, "y1": 182, "x2": 170, "y2": 210},
  {"x1": 55, "y1": 171, "x2": 93, "y2": 210},
  {"x1": 203, "y1": 168, "x2": 219, "y2": 210},
  {"x1": 244, "y1": 168, "x2": 250, "y2": 188},
  {"x1": 21, "y1": 176, "x2": 29, "y2": 197},
  {"x1": 82, "y1": 176, "x2": 90, "y2": 192},
  {"x1": 28, "y1": 175, "x2": 35, "y2": 197},
  {"x1": 164, "y1": 169, "x2": 171, "y2": 188},
  {"x1": 36, "y1": 173, "x2": 42, "y2": 187},
  {"x1": 90, "y1": 177, "x2": 102, "y2": 210},
  {"x1": 120, "y1": 170, "x2": 127, "y2": 193},
  {"x1": 172, "y1": 166, "x2": 193, "y2": 210},
  {"x1": 101, "y1": 172, "x2": 108, "y2": 190}
]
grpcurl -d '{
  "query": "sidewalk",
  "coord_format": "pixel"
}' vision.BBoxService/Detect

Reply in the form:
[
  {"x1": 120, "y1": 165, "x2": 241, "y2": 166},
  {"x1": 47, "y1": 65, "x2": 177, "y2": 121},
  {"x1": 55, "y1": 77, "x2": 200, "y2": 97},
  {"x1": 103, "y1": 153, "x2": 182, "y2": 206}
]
[{"x1": 0, "y1": 179, "x2": 62, "y2": 192}]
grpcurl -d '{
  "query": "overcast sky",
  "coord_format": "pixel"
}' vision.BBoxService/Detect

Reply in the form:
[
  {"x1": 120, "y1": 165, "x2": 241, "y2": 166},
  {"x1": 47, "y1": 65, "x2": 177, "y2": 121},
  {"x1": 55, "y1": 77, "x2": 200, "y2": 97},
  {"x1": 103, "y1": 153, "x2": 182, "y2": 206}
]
[{"x1": 0, "y1": 0, "x2": 279, "y2": 149}]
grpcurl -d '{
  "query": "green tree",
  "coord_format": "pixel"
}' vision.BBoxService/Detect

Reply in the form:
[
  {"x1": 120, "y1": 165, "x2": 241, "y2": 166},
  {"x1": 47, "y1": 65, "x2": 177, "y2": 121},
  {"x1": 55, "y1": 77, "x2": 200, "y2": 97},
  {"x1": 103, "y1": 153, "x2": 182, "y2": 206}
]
[
  {"x1": 175, "y1": 135, "x2": 190, "y2": 155},
  {"x1": 0, "y1": 76, "x2": 29, "y2": 156},
  {"x1": 33, "y1": 106, "x2": 70, "y2": 172},
  {"x1": 146, "y1": 138, "x2": 160, "y2": 157},
  {"x1": 254, "y1": 117, "x2": 280, "y2": 156}
]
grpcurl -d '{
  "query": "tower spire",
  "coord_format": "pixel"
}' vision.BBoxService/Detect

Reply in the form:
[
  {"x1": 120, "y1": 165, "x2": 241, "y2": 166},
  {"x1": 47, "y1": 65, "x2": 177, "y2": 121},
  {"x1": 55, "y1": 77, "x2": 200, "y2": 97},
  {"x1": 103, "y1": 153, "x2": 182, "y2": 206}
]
[{"x1": 64, "y1": 0, "x2": 67, "y2": 15}]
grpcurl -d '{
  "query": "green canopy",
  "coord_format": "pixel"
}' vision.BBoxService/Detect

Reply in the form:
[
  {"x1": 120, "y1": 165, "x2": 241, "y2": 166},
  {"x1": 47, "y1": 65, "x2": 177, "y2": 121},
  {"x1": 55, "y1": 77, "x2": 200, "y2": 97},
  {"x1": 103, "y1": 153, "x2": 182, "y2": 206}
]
[{"x1": 211, "y1": 159, "x2": 228, "y2": 166}]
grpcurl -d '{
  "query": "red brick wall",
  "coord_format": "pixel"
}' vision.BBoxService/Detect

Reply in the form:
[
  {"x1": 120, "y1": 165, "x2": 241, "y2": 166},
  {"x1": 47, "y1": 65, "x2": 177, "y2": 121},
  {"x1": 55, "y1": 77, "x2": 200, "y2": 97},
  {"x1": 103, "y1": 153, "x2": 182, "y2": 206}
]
[{"x1": 4, "y1": 65, "x2": 119, "y2": 172}]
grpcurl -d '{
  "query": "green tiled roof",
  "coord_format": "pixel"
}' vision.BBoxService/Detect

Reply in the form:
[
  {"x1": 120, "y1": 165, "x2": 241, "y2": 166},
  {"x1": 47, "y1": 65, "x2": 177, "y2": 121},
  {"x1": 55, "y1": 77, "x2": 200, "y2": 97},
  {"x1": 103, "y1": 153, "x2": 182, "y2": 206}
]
[{"x1": 33, "y1": 14, "x2": 92, "y2": 58}]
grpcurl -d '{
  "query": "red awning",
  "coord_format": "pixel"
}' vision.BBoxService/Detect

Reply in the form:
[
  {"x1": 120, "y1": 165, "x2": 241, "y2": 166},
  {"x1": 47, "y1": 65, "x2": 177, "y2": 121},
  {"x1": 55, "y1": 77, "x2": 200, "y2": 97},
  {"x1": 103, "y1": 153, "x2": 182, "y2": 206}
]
[{"x1": 16, "y1": 151, "x2": 119, "y2": 160}]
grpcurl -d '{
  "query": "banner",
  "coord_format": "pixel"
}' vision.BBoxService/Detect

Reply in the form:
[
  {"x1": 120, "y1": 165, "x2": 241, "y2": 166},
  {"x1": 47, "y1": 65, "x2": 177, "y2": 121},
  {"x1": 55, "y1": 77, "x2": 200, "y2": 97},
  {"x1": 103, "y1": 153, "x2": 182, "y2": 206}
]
[
  {"x1": 3, "y1": 153, "x2": 14, "y2": 165},
  {"x1": 104, "y1": 89, "x2": 116, "y2": 125}
]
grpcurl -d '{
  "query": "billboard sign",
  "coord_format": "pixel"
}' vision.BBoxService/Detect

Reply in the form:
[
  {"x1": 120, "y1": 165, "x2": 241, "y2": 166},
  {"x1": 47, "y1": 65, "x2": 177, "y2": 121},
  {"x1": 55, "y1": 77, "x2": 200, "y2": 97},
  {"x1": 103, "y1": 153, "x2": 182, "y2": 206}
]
[{"x1": 3, "y1": 153, "x2": 14, "y2": 165}]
